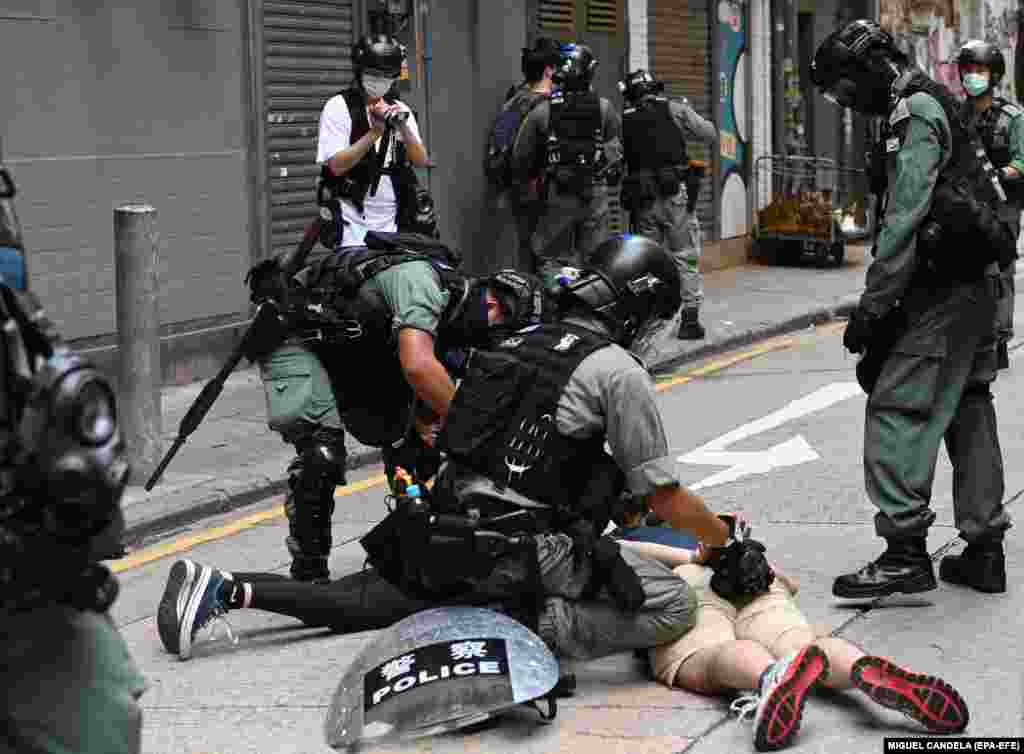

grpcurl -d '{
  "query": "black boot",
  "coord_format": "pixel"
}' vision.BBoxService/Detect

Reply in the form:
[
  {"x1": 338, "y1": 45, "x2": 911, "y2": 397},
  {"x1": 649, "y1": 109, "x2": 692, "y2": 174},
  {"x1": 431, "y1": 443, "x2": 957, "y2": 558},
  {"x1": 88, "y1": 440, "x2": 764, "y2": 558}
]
[
  {"x1": 677, "y1": 308, "x2": 706, "y2": 340},
  {"x1": 833, "y1": 537, "x2": 936, "y2": 599},
  {"x1": 939, "y1": 541, "x2": 1005, "y2": 594}
]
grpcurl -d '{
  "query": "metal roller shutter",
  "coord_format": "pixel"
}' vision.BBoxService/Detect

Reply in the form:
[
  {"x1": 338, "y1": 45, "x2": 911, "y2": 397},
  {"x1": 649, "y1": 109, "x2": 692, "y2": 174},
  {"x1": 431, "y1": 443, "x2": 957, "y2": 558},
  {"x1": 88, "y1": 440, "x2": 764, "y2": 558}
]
[
  {"x1": 264, "y1": 0, "x2": 355, "y2": 257},
  {"x1": 649, "y1": 0, "x2": 714, "y2": 239}
]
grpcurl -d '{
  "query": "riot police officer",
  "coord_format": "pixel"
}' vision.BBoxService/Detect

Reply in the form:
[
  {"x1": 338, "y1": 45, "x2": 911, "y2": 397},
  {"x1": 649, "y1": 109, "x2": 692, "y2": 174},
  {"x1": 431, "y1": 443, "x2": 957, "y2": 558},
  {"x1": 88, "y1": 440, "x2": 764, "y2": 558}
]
[
  {"x1": 253, "y1": 231, "x2": 546, "y2": 584},
  {"x1": 511, "y1": 43, "x2": 623, "y2": 288},
  {"x1": 619, "y1": 69, "x2": 718, "y2": 339},
  {"x1": 955, "y1": 40, "x2": 1021, "y2": 368},
  {"x1": 158, "y1": 237, "x2": 760, "y2": 664},
  {"x1": 811, "y1": 20, "x2": 1015, "y2": 598},
  {"x1": 0, "y1": 166, "x2": 146, "y2": 752}
]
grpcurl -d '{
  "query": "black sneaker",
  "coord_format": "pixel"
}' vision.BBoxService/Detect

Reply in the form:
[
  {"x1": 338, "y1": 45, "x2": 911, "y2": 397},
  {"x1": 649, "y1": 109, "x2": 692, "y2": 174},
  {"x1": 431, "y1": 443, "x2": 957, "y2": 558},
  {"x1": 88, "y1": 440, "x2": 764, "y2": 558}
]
[{"x1": 157, "y1": 560, "x2": 234, "y2": 660}]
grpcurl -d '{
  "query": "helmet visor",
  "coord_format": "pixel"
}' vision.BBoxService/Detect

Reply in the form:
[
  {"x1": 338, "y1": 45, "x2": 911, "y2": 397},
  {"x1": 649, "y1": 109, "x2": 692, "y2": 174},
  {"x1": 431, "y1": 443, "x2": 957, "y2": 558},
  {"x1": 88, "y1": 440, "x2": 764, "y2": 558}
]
[{"x1": 822, "y1": 77, "x2": 858, "y2": 109}]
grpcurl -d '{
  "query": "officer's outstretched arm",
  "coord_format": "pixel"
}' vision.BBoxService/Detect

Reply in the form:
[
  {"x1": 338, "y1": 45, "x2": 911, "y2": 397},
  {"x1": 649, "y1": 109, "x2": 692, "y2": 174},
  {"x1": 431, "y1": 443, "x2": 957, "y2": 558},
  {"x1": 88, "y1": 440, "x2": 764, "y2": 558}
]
[
  {"x1": 647, "y1": 484, "x2": 730, "y2": 548},
  {"x1": 398, "y1": 328, "x2": 457, "y2": 418}
]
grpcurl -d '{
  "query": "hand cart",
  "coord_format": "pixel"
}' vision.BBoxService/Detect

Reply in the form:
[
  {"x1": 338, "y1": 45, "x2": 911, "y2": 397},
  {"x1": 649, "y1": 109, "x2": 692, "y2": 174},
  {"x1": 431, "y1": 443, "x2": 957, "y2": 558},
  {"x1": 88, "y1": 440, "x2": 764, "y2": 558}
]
[{"x1": 752, "y1": 155, "x2": 875, "y2": 267}]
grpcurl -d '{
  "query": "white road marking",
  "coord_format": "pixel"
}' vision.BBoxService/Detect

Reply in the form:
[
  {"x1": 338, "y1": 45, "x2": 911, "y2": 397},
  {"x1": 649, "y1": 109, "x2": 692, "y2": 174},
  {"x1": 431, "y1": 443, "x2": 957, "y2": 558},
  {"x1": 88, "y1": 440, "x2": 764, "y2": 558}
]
[{"x1": 678, "y1": 382, "x2": 863, "y2": 490}]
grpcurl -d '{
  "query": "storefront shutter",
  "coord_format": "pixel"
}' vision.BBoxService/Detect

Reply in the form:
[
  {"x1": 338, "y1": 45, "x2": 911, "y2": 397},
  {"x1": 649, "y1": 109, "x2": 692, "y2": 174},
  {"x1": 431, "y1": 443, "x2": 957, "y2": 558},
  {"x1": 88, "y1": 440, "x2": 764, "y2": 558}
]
[
  {"x1": 649, "y1": 0, "x2": 714, "y2": 239},
  {"x1": 264, "y1": 0, "x2": 355, "y2": 256}
]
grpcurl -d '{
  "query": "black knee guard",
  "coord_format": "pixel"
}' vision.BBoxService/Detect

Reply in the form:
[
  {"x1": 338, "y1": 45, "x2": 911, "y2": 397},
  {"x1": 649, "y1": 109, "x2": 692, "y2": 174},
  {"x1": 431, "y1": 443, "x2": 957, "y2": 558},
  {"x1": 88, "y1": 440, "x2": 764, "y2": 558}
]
[{"x1": 283, "y1": 428, "x2": 348, "y2": 581}]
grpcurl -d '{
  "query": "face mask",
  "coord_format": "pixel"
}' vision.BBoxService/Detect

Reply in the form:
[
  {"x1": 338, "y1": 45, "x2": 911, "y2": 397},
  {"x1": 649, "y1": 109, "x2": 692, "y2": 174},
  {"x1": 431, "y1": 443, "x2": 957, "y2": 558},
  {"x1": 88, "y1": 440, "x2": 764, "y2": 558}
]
[
  {"x1": 362, "y1": 75, "x2": 395, "y2": 98},
  {"x1": 963, "y1": 72, "x2": 990, "y2": 97}
]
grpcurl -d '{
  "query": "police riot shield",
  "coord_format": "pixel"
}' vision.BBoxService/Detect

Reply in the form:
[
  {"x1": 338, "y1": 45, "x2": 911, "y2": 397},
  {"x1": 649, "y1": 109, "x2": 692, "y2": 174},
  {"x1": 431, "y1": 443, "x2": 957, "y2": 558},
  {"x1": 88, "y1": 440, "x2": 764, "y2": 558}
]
[{"x1": 324, "y1": 607, "x2": 559, "y2": 750}]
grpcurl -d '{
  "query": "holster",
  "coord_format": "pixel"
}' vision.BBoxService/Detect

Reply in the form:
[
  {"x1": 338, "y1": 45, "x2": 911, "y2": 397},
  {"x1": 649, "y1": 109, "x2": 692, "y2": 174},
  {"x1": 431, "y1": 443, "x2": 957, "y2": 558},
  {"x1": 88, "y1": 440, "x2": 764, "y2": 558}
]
[
  {"x1": 656, "y1": 166, "x2": 683, "y2": 197},
  {"x1": 855, "y1": 307, "x2": 908, "y2": 395},
  {"x1": 620, "y1": 174, "x2": 657, "y2": 213}
]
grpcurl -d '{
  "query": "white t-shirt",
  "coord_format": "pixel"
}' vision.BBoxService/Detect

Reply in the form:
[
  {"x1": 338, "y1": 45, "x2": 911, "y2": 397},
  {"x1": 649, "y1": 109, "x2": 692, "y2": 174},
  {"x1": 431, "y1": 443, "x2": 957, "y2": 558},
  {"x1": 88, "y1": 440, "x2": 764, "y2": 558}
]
[{"x1": 316, "y1": 94, "x2": 423, "y2": 247}]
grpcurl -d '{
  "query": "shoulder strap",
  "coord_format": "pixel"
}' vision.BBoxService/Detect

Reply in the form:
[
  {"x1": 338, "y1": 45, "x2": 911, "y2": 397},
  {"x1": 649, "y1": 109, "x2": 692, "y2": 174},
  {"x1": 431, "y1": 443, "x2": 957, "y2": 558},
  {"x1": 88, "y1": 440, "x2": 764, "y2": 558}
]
[{"x1": 341, "y1": 88, "x2": 369, "y2": 144}]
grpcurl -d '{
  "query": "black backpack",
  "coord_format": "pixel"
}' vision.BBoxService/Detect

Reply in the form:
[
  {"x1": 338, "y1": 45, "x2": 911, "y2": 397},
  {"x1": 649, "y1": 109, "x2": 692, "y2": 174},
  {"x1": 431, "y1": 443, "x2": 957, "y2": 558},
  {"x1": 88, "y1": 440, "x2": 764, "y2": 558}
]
[{"x1": 484, "y1": 93, "x2": 547, "y2": 189}]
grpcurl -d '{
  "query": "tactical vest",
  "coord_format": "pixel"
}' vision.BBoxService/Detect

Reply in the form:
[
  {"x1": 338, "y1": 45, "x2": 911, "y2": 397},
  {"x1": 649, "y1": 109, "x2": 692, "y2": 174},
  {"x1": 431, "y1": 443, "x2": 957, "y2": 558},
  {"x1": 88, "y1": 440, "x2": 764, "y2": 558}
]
[
  {"x1": 975, "y1": 97, "x2": 1024, "y2": 210},
  {"x1": 318, "y1": 88, "x2": 413, "y2": 215},
  {"x1": 295, "y1": 235, "x2": 467, "y2": 448},
  {"x1": 439, "y1": 323, "x2": 614, "y2": 515},
  {"x1": 545, "y1": 91, "x2": 605, "y2": 190},
  {"x1": 878, "y1": 73, "x2": 1017, "y2": 275},
  {"x1": 622, "y1": 96, "x2": 687, "y2": 171}
]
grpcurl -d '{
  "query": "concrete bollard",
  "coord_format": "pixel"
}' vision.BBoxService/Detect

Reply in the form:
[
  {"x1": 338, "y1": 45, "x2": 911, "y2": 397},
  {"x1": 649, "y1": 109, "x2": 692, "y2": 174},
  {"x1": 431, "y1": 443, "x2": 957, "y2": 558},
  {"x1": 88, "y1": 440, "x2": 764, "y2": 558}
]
[{"x1": 114, "y1": 204, "x2": 163, "y2": 484}]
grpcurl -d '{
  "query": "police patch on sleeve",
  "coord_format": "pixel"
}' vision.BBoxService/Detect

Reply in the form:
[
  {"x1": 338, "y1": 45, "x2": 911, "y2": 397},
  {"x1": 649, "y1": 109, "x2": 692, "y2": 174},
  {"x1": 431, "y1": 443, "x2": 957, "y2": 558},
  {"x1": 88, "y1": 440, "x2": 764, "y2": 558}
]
[
  {"x1": 1001, "y1": 101, "x2": 1023, "y2": 117},
  {"x1": 363, "y1": 638, "x2": 513, "y2": 721}
]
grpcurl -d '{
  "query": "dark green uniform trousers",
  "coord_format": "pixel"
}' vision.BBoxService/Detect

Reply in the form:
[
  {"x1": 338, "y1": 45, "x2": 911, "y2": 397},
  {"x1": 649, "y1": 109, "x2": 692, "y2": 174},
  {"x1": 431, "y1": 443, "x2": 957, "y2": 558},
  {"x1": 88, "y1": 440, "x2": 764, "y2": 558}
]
[{"x1": 865, "y1": 276, "x2": 1011, "y2": 544}]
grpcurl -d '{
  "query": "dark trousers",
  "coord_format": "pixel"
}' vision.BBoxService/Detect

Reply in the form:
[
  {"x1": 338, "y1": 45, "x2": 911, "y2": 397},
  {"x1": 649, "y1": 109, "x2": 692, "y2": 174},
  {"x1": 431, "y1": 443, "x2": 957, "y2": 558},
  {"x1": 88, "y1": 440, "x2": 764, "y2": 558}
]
[{"x1": 235, "y1": 569, "x2": 435, "y2": 633}]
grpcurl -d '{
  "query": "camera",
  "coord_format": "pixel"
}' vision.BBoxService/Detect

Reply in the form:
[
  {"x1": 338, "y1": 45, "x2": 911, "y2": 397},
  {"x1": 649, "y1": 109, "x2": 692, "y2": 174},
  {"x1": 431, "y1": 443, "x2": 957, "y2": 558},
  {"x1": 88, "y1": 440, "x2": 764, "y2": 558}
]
[{"x1": 383, "y1": 109, "x2": 409, "y2": 129}]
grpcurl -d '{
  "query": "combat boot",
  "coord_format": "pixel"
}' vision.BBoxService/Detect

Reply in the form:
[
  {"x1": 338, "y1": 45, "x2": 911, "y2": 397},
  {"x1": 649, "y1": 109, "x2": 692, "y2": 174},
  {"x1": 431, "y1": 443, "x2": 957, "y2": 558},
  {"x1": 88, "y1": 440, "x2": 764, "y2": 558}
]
[
  {"x1": 939, "y1": 540, "x2": 1005, "y2": 593},
  {"x1": 833, "y1": 537, "x2": 936, "y2": 599},
  {"x1": 677, "y1": 308, "x2": 706, "y2": 340}
]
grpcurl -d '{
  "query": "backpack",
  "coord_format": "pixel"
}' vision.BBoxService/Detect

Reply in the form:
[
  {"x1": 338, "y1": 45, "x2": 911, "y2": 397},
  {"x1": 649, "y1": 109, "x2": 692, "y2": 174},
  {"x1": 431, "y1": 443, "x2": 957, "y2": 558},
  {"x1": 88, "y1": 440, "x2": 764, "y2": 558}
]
[{"x1": 484, "y1": 93, "x2": 546, "y2": 189}]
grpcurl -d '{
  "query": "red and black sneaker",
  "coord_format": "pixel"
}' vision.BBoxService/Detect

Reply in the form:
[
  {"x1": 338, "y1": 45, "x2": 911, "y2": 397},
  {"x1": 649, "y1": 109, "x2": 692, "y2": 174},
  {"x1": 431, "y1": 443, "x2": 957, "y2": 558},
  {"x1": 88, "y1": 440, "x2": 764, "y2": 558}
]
[
  {"x1": 851, "y1": 656, "x2": 969, "y2": 734},
  {"x1": 731, "y1": 644, "x2": 830, "y2": 751}
]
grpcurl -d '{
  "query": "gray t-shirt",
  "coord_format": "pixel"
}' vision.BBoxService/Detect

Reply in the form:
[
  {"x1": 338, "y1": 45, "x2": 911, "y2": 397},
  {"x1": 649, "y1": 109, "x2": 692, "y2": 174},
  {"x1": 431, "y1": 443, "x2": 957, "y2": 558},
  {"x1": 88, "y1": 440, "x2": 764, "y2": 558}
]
[{"x1": 554, "y1": 317, "x2": 679, "y2": 497}]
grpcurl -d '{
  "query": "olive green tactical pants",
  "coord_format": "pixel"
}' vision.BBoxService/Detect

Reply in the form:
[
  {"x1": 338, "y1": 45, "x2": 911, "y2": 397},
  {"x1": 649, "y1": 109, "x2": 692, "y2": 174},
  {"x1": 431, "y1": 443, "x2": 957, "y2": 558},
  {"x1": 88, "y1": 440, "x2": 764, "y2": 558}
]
[
  {"x1": 260, "y1": 344, "x2": 344, "y2": 436},
  {"x1": 531, "y1": 183, "x2": 611, "y2": 288},
  {"x1": 865, "y1": 277, "x2": 1011, "y2": 543},
  {"x1": 632, "y1": 184, "x2": 703, "y2": 310},
  {"x1": 1, "y1": 607, "x2": 146, "y2": 754}
]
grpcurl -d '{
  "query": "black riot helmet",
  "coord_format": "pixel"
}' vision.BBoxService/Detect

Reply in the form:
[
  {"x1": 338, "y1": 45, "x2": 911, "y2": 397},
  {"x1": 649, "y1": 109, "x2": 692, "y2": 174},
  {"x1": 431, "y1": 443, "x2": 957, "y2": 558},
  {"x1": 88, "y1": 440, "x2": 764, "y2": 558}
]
[
  {"x1": 810, "y1": 20, "x2": 908, "y2": 116},
  {"x1": 0, "y1": 167, "x2": 130, "y2": 609},
  {"x1": 553, "y1": 42, "x2": 598, "y2": 92},
  {"x1": 561, "y1": 234, "x2": 682, "y2": 348},
  {"x1": 485, "y1": 269, "x2": 549, "y2": 336},
  {"x1": 618, "y1": 69, "x2": 664, "y2": 104},
  {"x1": 352, "y1": 33, "x2": 406, "y2": 78},
  {"x1": 955, "y1": 40, "x2": 1006, "y2": 93}
]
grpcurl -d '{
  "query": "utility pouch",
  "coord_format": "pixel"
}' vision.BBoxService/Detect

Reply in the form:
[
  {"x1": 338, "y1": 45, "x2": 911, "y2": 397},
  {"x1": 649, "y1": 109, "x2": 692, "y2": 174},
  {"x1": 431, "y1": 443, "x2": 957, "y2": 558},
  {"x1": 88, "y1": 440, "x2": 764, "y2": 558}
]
[
  {"x1": 855, "y1": 307, "x2": 909, "y2": 395},
  {"x1": 656, "y1": 166, "x2": 682, "y2": 197}
]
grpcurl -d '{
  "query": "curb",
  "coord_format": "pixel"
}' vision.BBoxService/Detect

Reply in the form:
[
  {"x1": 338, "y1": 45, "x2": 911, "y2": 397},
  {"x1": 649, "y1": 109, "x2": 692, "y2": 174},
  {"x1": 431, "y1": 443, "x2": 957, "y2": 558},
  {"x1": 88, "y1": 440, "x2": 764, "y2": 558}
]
[{"x1": 122, "y1": 298, "x2": 859, "y2": 547}]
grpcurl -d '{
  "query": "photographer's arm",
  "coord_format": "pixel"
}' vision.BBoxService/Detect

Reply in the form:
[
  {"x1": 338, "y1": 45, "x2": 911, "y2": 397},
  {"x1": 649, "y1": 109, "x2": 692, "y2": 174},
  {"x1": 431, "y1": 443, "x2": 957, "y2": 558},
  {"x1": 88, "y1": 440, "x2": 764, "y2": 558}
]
[
  {"x1": 400, "y1": 121, "x2": 429, "y2": 167},
  {"x1": 327, "y1": 125, "x2": 385, "y2": 177},
  {"x1": 617, "y1": 539, "x2": 695, "y2": 567}
]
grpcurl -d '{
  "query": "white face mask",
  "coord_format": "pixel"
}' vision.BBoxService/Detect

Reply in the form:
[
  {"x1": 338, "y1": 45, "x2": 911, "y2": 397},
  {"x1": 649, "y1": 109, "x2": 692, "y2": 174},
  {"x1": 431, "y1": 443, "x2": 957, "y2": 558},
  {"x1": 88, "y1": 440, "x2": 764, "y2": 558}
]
[
  {"x1": 362, "y1": 74, "x2": 395, "y2": 98},
  {"x1": 962, "y1": 72, "x2": 990, "y2": 97}
]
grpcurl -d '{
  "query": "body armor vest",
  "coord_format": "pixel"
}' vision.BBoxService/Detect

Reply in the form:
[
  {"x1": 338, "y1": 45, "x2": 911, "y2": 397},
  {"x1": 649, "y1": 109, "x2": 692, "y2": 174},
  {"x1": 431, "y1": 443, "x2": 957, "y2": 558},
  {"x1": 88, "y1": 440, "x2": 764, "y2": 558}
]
[
  {"x1": 878, "y1": 73, "x2": 1017, "y2": 275},
  {"x1": 295, "y1": 238, "x2": 467, "y2": 448},
  {"x1": 622, "y1": 96, "x2": 687, "y2": 171},
  {"x1": 974, "y1": 97, "x2": 1024, "y2": 211},
  {"x1": 546, "y1": 91, "x2": 604, "y2": 188},
  {"x1": 318, "y1": 88, "x2": 413, "y2": 215},
  {"x1": 439, "y1": 323, "x2": 614, "y2": 515}
]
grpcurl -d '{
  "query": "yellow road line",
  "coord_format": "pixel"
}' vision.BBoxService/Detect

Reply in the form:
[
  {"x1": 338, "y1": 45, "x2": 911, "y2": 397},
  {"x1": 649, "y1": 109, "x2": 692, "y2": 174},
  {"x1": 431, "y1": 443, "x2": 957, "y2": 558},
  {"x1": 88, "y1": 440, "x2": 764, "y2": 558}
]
[
  {"x1": 655, "y1": 336, "x2": 795, "y2": 391},
  {"x1": 115, "y1": 322, "x2": 839, "y2": 572},
  {"x1": 111, "y1": 473, "x2": 388, "y2": 573}
]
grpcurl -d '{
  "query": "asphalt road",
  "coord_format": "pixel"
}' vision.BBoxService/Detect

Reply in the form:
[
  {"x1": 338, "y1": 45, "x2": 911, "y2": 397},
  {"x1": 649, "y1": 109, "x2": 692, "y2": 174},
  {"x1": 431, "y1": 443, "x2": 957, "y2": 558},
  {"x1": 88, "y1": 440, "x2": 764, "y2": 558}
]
[{"x1": 110, "y1": 314, "x2": 1024, "y2": 754}]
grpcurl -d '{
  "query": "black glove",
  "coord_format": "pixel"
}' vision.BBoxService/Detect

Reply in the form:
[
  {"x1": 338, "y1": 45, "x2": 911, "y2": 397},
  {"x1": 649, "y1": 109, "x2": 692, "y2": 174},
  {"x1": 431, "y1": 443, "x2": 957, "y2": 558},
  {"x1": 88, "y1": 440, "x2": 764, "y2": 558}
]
[
  {"x1": 592, "y1": 537, "x2": 645, "y2": 613},
  {"x1": 566, "y1": 519, "x2": 597, "y2": 570},
  {"x1": 704, "y1": 514, "x2": 774, "y2": 599},
  {"x1": 842, "y1": 307, "x2": 878, "y2": 355}
]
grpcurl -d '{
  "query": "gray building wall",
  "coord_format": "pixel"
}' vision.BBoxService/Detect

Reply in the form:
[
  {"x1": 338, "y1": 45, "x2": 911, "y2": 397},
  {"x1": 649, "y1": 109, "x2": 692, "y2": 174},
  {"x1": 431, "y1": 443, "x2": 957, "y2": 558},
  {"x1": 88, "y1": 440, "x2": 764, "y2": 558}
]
[{"x1": 0, "y1": 1, "x2": 250, "y2": 351}]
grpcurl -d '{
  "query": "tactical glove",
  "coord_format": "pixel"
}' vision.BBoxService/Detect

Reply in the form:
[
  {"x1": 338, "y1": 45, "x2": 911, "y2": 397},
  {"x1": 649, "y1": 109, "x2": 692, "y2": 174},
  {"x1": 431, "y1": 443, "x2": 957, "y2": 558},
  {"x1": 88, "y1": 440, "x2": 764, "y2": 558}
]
[
  {"x1": 704, "y1": 514, "x2": 775, "y2": 599},
  {"x1": 592, "y1": 536, "x2": 646, "y2": 613},
  {"x1": 566, "y1": 518, "x2": 597, "y2": 570},
  {"x1": 842, "y1": 307, "x2": 878, "y2": 355}
]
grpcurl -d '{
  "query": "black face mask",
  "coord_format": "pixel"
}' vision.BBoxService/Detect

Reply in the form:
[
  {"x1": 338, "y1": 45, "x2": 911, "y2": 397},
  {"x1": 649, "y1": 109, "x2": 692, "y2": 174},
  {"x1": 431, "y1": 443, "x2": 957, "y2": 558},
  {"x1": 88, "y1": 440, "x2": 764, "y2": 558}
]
[{"x1": 444, "y1": 281, "x2": 490, "y2": 347}]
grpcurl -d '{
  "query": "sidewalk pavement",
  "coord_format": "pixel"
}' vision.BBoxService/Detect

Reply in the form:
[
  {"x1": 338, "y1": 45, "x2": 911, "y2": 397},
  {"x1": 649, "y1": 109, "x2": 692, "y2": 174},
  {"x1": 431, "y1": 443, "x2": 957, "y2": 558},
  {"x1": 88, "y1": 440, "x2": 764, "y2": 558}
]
[{"x1": 120, "y1": 244, "x2": 870, "y2": 545}]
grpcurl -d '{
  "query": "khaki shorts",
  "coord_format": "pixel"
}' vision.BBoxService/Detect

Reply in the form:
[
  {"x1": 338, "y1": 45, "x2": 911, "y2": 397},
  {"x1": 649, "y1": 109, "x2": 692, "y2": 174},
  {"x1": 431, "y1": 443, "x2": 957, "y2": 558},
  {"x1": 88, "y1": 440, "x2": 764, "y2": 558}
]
[{"x1": 650, "y1": 564, "x2": 808, "y2": 687}]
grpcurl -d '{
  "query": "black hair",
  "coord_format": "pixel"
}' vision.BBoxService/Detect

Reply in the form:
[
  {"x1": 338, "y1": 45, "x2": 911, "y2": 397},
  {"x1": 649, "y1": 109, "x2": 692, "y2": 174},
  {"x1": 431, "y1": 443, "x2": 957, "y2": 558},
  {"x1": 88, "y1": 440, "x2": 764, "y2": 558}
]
[
  {"x1": 609, "y1": 493, "x2": 649, "y2": 528},
  {"x1": 523, "y1": 37, "x2": 561, "y2": 83}
]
